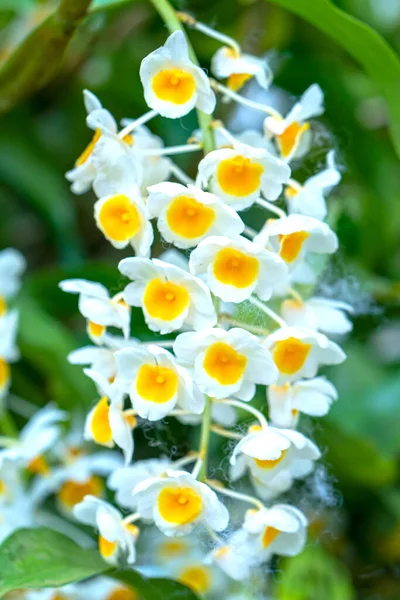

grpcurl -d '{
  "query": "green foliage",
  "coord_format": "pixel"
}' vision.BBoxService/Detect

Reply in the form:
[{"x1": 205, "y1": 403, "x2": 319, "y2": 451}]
[
  {"x1": 0, "y1": 0, "x2": 91, "y2": 113},
  {"x1": 276, "y1": 545, "x2": 355, "y2": 600},
  {"x1": 16, "y1": 293, "x2": 95, "y2": 409},
  {"x1": 0, "y1": 528, "x2": 107, "y2": 595},
  {"x1": 115, "y1": 570, "x2": 200, "y2": 600},
  {"x1": 0, "y1": 528, "x2": 199, "y2": 599},
  {"x1": 266, "y1": 0, "x2": 400, "y2": 159}
]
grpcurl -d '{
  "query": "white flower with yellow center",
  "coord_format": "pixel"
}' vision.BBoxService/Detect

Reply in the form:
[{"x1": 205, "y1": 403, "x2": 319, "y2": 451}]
[
  {"x1": 0, "y1": 491, "x2": 37, "y2": 543},
  {"x1": 119, "y1": 121, "x2": 173, "y2": 190},
  {"x1": 118, "y1": 258, "x2": 217, "y2": 334},
  {"x1": 243, "y1": 504, "x2": 307, "y2": 559},
  {"x1": 140, "y1": 31, "x2": 216, "y2": 118},
  {"x1": 211, "y1": 46, "x2": 272, "y2": 92},
  {"x1": 73, "y1": 577, "x2": 139, "y2": 600},
  {"x1": 146, "y1": 182, "x2": 244, "y2": 249},
  {"x1": 0, "y1": 310, "x2": 19, "y2": 401},
  {"x1": 134, "y1": 469, "x2": 229, "y2": 536},
  {"x1": 192, "y1": 127, "x2": 276, "y2": 155},
  {"x1": 254, "y1": 214, "x2": 338, "y2": 272},
  {"x1": 65, "y1": 90, "x2": 105, "y2": 194},
  {"x1": 267, "y1": 377, "x2": 338, "y2": 428},
  {"x1": 197, "y1": 141, "x2": 290, "y2": 210},
  {"x1": 114, "y1": 345, "x2": 204, "y2": 421},
  {"x1": 25, "y1": 585, "x2": 78, "y2": 600},
  {"x1": 66, "y1": 90, "x2": 138, "y2": 195},
  {"x1": 108, "y1": 458, "x2": 172, "y2": 510},
  {"x1": 264, "y1": 326, "x2": 346, "y2": 384},
  {"x1": 0, "y1": 248, "x2": 26, "y2": 316},
  {"x1": 189, "y1": 235, "x2": 288, "y2": 303},
  {"x1": 31, "y1": 450, "x2": 122, "y2": 514},
  {"x1": 173, "y1": 328, "x2": 278, "y2": 401},
  {"x1": 175, "y1": 561, "x2": 218, "y2": 596},
  {"x1": 285, "y1": 151, "x2": 341, "y2": 220},
  {"x1": 73, "y1": 495, "x2": 139, "y2": 564},
  {"x1": 280, "y1": 297, "x2": 353, "y2": 336},
  {"x1": 90, "y1": 131, "x2": 143, "y2": 200},
  {"x1": 264, "y1": 84, "x2": 324, "y2": 162},
  {"x1": 230, "y1": 424, "x2": 320, "y2": 488},
  {"x1": 59, "y1": 279, "x2": 131, "y2": 340},
  {"x1": 94, "y1": 188, "x2": 153, "y2": 256},
  {"x1": 209, "y1": 529, "x2": 258, "y2": 581},
  {"x1": 68, "y1": 334, "x2": 140, "y2": 383},
  {"x1": 0, "y1": 405, "x2": 66, "y2": 474},
  {"x1": 84, "y1": 395, "x2": 136, "y2": 464},
  {"x1": 0, "y1": 458, "x2": 24, "y2": 505}
]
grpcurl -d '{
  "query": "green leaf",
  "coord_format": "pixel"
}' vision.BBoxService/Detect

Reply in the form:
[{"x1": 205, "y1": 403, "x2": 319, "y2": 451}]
[
  {"x1": 0, "y1": 0, "x2": 91, "y2": 113},
  {"x1": 316, "y1": 422, "x2": 397, "y2": 488},
  {"x1": 327, "y1": 344, "x2": 400, "y2": 455},
  {"x1": 0, "y1": 123, "x2": 83, "y2": 265},
  {"x1": 266, "y1": 0, "x2": 400, "y2": 159},
  {"x1": 276, "y1": 545, "x2": 356, "y2": 600},
  {"x1": 0, "y1": 528, "x2": 107, "y2": 596},
  {"x1": 114, "y1": 569, "x2": 200, "y2": 600},
  {"x1": 15, "y1": 293, "x2": 95, "y2": 410}
]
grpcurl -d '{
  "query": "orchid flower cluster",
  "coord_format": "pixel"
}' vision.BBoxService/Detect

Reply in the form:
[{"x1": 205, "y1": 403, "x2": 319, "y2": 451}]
[
  {"x1": 0, "y1": 15, "x2": 353, "y2": 600},
  {"x1": 0, "y1": 248, "x2": 25, "y2": 408}
]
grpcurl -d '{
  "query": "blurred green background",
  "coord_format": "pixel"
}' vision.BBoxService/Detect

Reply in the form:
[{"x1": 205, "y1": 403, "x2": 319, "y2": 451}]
[{"x1": 0, "y1": 0, "x2": 400, "y2": 598}]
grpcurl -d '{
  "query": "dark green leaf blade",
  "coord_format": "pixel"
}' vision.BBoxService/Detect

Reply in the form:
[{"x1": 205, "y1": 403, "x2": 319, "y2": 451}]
[
  {"x1": 266, "y1": 0, "x2": 400, "y2": 159},
  {"x1": 0, "y1": 528, "x2": 107, "y2": 596},
  {"x1": 114, "y1": 569, "x2": 200, "y2": 600}
]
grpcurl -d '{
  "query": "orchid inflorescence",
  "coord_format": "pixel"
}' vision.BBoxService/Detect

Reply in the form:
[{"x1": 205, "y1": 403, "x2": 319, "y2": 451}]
[{"x1": 0, "y1": 13, "x2": 353, "y2": 599}]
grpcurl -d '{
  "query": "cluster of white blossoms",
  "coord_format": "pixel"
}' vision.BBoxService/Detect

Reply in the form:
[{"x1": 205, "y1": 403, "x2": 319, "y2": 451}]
[
  {"x1": 0, "y1": 15, "x2": 352, "y2": 600},
  {"x1": 0, "y1": 248, "x2": 25, "y2": 406}
]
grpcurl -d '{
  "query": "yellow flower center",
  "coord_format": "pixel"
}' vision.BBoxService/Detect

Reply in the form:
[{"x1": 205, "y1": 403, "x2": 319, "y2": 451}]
[
  {"x1": 57, "y1": 476, "x2": 103, "y2": 510},
  {"x1": 125, "y1": 523, "x2": 140, "y2": 538},
  {"x1": 273, "y1": 337, "x2": 311, "y2": 375},
  {"x1": 166, "y1": 195, "x2": 215, "y2": 239},
  {"x1": 281, "y1": 298, "x2": 303, "y2": 311},
  {"x1": 279, "y1": 231, "x2": 310, "y2": 263},
  {"x1": 98, "y1": 194, "x2": 141, "y2": 242},
  {"x1": 27, "y1": 455, "x2": 50, "y2": 476},
  {"x1": 276, "y1": 121, "x2": 310, "y2": 158},
  {"x1": 227, "y1": 72, "x2": 253, "y2": 91},
  {"x1": 213, "y1": 247, "x2": 259, "y2": 288},
  {"x1": 213, "y1": 545, "x2": 229, "y2": 558},
  {"x1": 203, "y1": 341, "x2": 247, "y2": 385},
  {"x1": 178, "y1": 565, "x2": 211, "y2": 594},
  {"x1": 158, "y1": 486, "x2": 202, "y2": 524},
  {"x1": 122, "y1": 133, "x2": 135, "y2": 146},
  {"x1": 0, "y1": 295, "x2": 7, "y2": 317},
  {"x1": 136, "y1": 364, "x2": 179, "y2": 404},
  {"x1": 254, "y1": 450, "x2": 287, "y2": 469},
  {"x1": 152, "y1": 68, "x2": 196, "y2": 104},
  {"x1": 216, "y1": 155, "x2": 264, "y2": 197},
  {"x1": 0, "y1": 479, "x2": 6, "y2": 496},
  {"x1": 284, "y1": 184, "x2": 300, "y2": 200},
  {"x1": 158, "y1": 539, "x2": 187, "y2": 559},
  {"x1": 124, "y1": 413, "x2": 137, "y2": 429},
  {"x1": 91, "y1": 397, "x2": 113, "y2": 445},
  {"x1": 107, "y1": 587, "x2": 139, "y2": 600},
  {"x1": 224, "y1": 47, "x2": 240, "y2": 59},
  {"x1": 75, "y1": 129, "x2": 102, "y2": 167},
  {"x1": 262, "y1": 526, "x2": 280, "y2": 549},
  {"x1": 0, "y1": 358, "x2": 10, "y2": 389},
  {"x1": 87, "y1": 321, "x2": 106, "y2": 338},
  {"x1": 143, "y1": 278, "x2": 189, "y2": 321},
  {"x1": 99, "y1": 535, "x2": 117, "y2": 559}
]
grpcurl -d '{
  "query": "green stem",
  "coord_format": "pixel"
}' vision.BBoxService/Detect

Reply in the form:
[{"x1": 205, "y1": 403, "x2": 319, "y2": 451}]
[
  {"x1": 148, "y1": 0, "x2": 216, "y2": 154},
  {"x1": 197, "y1": 396, "x2": 212, "y2": 482}
]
